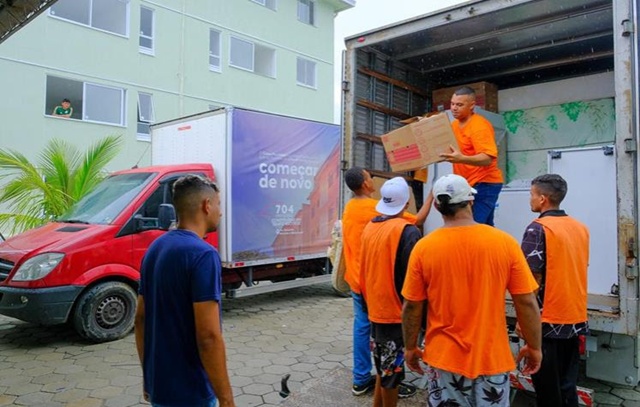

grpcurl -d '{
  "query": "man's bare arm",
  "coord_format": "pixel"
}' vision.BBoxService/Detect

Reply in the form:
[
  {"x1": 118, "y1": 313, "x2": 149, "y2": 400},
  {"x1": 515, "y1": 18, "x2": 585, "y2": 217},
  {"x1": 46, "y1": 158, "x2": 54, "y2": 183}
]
[
  {"x1": 194, "y1": 301, "x2": 236, "y2": 407},
  {"x1": 134, "y1": 296, "x2": 145, "y2": 364},
  {"x1": 134, "y1": 296, "x2": 149, "y2": 402},
  {"x1": 402, "y1": 300, "x2": 426, "y2": 374},
  {"x1": 439, "y1": 145, "x2": 492, "y2": 166},
  {"x1": 415, "y1": 190, "x2": 433, "y2": 227},
  {"x1": 512, "y1": 292, "x2": 542, "y2": 375}
]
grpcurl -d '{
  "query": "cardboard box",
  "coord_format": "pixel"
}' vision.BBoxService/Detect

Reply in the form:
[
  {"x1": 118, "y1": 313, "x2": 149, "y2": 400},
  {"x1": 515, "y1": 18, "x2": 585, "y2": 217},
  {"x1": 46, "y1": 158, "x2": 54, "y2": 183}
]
[
  {"x1": 381, "y1": 113, "x2": 458, "y2": 172},
  {"x1": 432, "y1": 81, "x2": 498, "y2": 113}
]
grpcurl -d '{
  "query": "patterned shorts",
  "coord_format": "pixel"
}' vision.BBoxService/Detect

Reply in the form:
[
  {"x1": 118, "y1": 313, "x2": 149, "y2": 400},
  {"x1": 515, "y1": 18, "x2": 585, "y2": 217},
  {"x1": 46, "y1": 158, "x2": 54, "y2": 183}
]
[
  {"x1": 371, "y1": 336, "x2": 405, "y2": 389},
  {"x1": 426, "y1": 366, "x2": 510, "y2": 407}
]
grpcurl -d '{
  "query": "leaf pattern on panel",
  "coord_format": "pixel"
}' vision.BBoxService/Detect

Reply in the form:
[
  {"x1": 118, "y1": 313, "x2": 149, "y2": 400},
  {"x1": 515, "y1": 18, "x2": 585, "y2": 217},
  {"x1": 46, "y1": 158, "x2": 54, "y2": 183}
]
[
  {"x1": 502, "y1": 110, "x2": 545, "y2": 146},
  {"x1": 503, "y1": 110, "x2": 524, "y2": 134},
  {"x1": 506, "y1": 158, "x2": 518, "y2": 182},
  {"x1": 502, "y1": 98, "x2": 614, "y2": 182},
  {"x1": 560, "y1": 101, "x2": 587, "y2": 122},
  {"x1": 586, "y1": 100, "x2": 615, "y2": 139}
]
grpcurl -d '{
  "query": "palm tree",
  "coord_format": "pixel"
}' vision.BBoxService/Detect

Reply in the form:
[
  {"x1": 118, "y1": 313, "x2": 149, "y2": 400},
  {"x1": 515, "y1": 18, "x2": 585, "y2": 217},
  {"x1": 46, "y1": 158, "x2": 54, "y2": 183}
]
[{"x1": 0, "y1": 135, "x2": 123, "y2": 235}]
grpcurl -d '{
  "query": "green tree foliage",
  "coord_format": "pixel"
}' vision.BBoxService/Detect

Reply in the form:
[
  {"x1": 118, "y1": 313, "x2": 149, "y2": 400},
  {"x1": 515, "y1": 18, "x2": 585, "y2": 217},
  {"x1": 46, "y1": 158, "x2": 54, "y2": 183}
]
[{"x1": 0, "y1": 136, "x2": 122, "y2": 235}]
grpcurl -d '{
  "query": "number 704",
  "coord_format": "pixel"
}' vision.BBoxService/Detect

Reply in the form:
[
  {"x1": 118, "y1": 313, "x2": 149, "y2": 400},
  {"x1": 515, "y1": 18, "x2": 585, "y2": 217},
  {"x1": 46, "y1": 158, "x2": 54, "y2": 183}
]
[{"x1": 275, "y1": 205, "x2": 294, "y2": 214}]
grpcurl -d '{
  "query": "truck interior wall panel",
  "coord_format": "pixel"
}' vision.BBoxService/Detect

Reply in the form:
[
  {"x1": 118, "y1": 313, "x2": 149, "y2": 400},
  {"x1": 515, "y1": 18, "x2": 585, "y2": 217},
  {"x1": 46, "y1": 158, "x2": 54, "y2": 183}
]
[
  {"x1": 411, "y1": 94, "x2": 427, "y2": 116},
  {"x1": 390, "y1": 117, "x2": 403, "y2": 131},
  {"x1": 355, "y1": 105, "x2": 372, "y2": 135},
  {"x1": 374, "y1": 79, "x2": 390, "y2": 107},
  {"x1": 504, "y1": 98, "x2": 615, "y2": 181},
  {"x1": 392, "y1": 87, "x2": 410, "y2": 113},
  {"x1": 353, "y1": 139, "x2": 371, "y2": 169},
  {"x1": 498, "y1": 72, "x2": 615, "y2": 111},
  {"x1": 356, "y1": 71, "x2": 372, "y2": 101},
  {"x1": 373, "y1": 53, "x2": 389, "y2": 74},
  {"x1": 373, "y1": 112, "x2": 387, "y2": 135},
  {"x1": 392, "y1": 65, "x2": 408, "y2": 83},
  {"x1": 372, "y1": 144, "x2": 388, "y2": 172},
  {"x1": 356, "y1": 48, "x2": 370, "y2": 69}
]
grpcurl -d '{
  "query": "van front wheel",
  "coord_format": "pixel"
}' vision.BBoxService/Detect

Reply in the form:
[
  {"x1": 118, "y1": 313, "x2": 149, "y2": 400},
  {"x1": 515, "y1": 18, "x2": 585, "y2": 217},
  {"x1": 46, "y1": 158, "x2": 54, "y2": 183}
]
[{"x1": 73, "y1": 282, "x2": 137, "y2": 342}]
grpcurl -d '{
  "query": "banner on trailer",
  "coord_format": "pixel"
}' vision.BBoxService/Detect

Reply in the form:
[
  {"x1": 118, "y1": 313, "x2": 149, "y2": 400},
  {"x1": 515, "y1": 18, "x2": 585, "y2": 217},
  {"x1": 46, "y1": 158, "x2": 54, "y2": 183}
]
[{"x1": 231, "y1": 109, "x2": 340, "y2": 263}]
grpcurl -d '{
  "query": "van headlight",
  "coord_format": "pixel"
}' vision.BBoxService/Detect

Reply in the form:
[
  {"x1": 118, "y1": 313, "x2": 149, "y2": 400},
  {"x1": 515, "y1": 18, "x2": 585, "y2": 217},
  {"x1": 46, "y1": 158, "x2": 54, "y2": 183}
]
[{"x1": 12, "y1": 253, "x2": 65, "y2": 281}]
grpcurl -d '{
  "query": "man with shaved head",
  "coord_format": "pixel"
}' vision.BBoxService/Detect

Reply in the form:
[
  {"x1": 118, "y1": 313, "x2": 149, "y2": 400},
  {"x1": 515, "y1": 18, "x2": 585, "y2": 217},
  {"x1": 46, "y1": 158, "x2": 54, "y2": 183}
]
[
  {"x1": 439, "y1": 86, "x2": 504, "y2": 226},
  {"x1": 135, "y1": 175, "x2": 235, "y2": 407}
]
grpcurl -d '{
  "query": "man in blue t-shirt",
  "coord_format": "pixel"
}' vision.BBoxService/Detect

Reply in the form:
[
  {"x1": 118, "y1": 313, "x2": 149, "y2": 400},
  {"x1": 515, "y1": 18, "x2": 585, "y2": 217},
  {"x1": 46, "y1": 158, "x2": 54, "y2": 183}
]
[{"x1": 135, "y1": 175, "x2": 235, "y2": 407}]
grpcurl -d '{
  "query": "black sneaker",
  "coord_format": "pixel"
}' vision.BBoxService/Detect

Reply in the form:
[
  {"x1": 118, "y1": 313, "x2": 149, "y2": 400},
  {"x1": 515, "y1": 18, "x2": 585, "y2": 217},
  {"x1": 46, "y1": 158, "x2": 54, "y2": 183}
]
[
  {"x1": 398, "y1": 382, "x2": 417, "y2": 399},
  {"x1": 352, "y1": 376, "x2": 376, "y2": 396}
]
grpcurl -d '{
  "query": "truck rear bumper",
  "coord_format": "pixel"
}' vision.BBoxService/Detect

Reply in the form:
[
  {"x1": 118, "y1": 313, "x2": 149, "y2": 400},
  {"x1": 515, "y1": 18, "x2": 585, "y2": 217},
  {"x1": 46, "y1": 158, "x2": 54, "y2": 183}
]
[{"x1": 0, "y1": 286, "x2": 84, "y2": 325}]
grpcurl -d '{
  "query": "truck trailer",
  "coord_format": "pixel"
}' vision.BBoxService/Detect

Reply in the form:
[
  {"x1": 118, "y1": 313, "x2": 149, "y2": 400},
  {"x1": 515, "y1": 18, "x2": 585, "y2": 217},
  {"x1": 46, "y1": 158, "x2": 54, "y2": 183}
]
[{"x1": 341, "y1": 0, "x2": 640, "y2": 390}]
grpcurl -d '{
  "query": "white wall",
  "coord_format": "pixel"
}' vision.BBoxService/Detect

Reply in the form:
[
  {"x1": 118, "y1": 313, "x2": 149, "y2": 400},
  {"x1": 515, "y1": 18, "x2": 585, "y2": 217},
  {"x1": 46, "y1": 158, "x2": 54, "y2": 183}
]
[{"x1": 498, "y1": 72, "x2": 615, "y2": 111}]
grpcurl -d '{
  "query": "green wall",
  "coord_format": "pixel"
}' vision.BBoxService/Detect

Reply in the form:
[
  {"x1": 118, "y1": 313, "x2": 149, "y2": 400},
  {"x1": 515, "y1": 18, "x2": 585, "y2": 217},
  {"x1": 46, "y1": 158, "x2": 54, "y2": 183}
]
[{"x1": 0, "y1": 0, "x2": 341, "y2": 171}]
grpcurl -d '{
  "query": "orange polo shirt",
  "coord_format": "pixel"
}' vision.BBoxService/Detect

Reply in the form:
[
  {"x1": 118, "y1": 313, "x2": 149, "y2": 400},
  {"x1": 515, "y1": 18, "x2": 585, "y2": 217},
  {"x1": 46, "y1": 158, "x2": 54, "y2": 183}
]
[
  {"x1": 402, "y1": 224, "x2": 538, "y2": 379},
  {"x1": 452, "y1": 113, "x2": 503, "y2": 186},
  {"x1": 342, "y1": 198, "x2": 416, "y2": 294}
]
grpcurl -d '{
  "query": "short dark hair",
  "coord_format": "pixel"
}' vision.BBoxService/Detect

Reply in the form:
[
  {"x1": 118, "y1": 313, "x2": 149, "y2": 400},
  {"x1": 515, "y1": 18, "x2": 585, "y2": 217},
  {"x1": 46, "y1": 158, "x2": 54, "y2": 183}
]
[
  {"x1": 345, "y1": 167, "x2": 366, "y2": 192},
  {"x1": 531, "y1": 174, "x2": 567, "y2": 205},
  {"x1": 62, "y1": 98, "x2": 71, "y2": 103},
  {"x1": 453, "y1": 87, "x2": 476, "y2": 99},
  {"x1": 434, "y1": 194, "x2": 470, "y2": 217},
  {"x1": 172, "y1": 174, "x2": 219, "y2": 214}
]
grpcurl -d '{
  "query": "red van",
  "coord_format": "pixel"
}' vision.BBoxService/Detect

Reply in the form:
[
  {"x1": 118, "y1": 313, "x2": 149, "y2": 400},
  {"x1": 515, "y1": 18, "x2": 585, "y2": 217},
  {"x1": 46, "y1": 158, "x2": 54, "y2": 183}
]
[{"x1": 0, "y1": 164, "x2": 215, "y2": 342}]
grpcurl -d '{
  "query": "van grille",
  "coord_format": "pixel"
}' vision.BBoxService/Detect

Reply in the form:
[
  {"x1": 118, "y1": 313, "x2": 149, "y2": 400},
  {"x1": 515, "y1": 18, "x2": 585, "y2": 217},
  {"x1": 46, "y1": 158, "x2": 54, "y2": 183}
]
[{"x1": 0, "y1": 259, "x2": 14, "y2": 283}]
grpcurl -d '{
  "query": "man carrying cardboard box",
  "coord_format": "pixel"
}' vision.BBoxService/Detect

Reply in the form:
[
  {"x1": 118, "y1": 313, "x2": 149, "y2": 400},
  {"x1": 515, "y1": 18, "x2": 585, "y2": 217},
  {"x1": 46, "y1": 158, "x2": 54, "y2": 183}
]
[{"x1": 439, "y1": 86, "x2": 503, "y2": 226}]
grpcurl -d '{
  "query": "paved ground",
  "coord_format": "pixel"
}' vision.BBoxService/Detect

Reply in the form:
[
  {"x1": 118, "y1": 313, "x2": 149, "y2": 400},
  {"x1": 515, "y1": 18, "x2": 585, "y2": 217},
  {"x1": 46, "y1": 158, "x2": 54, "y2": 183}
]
[{"x1": 0, "y1": 281, "x2": 638, "y2": 406}]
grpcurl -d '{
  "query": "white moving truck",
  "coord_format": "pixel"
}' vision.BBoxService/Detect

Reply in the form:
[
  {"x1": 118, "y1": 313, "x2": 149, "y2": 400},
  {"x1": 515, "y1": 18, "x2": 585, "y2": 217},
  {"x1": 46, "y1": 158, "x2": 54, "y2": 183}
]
[{"x1": 152, "y1": 107, "x2": 342, "y2": 298}]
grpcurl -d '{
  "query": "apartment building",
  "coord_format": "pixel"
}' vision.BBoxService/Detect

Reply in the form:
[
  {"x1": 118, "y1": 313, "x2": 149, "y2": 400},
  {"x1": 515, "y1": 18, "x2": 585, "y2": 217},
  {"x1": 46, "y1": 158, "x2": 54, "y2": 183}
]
[{"x1": 0, "y1": 0, "x2": 353, "y2": 170}]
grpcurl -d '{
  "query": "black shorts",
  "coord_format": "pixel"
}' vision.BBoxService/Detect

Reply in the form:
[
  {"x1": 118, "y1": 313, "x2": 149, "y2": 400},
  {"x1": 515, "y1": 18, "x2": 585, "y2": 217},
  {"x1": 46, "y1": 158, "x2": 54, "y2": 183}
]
[{"x1": 371, "y1": 323, "x2": 405, "y2": 389}]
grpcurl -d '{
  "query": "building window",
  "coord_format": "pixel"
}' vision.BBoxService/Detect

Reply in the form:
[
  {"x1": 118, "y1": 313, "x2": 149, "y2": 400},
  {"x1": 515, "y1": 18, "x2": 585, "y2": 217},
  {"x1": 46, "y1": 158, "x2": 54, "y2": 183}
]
[
  {"x1": 139, "y1": 6, "x2": 154, "y2": 54},
  {"x1": 296, "y1": 57, "x2": 316, "y2": 88},
  {"x1": 137, "y1": 92, "x2": 155, "y2": 141},
  {"x1": 49, "y1": 0, "x2": 129, "y2": 37},
  {"x1": 209, "y1": 29, "x2": 221, "y2": 72},
  {"x1": 230, "y1": 36, "x2": 276, "y2": 78},
  {"x1": 45, "y1": 75, "x2": 125, "y2": 126},
  {"x1": 297, "y1": 0, "x2": 314, "y2": 25},
  {"x1": 251, "y1": 0, "x2": 277, "y2": 10}
]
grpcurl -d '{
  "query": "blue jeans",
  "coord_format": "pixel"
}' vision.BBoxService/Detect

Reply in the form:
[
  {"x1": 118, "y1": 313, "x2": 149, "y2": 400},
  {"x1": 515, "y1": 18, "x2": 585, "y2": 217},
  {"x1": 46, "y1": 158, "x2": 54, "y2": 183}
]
[
  {"x1": 472, "y1": 183, "x2": 503, "y2": 226},
  {"x1": 352, "y1": 292, "x2": 373, "y2": 386},
  {"x1": 153, "y1": 398, "x2": 217, "y2": 407}
]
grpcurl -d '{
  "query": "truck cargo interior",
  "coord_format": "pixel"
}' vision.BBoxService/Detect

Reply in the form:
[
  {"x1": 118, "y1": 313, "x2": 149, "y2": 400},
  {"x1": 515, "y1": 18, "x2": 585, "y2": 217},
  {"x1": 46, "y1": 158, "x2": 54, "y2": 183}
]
[{"x1": 345, "y1": 0, "x2": 616, "y2": 172}]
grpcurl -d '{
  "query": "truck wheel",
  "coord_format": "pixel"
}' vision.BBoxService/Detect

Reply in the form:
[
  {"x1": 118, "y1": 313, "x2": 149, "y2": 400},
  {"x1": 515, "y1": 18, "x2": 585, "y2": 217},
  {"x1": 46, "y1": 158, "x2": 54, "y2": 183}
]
[{"x1": 73, "y1": 282, "x2": 137, "y2": 343}]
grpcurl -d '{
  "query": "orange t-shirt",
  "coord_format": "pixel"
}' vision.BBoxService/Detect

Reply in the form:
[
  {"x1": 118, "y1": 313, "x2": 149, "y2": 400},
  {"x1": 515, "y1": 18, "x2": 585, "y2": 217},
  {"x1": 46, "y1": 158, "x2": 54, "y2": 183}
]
[
  {"x1": 535, "y1": 216, "x2": 589, "y2": 325},
  {"x1": 402, "y1": 224, "x2": 538, "y2": 379},
  {"x1": 451, "y1": 113, "x2": 503, "y2": 186},
  {"x1": 342, "y1": 198, "x2": 417, "y2": 294}
]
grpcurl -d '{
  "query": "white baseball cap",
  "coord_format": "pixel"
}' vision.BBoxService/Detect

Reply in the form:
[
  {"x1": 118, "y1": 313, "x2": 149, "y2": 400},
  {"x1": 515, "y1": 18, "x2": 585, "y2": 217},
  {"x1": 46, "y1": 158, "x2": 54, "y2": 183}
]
[
  {"x1": 433, "y1": 174, "x2": 477, "y2": 204},
  {"x1": 376, "y1": 177, "x2": 410, "y2": 216}
]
